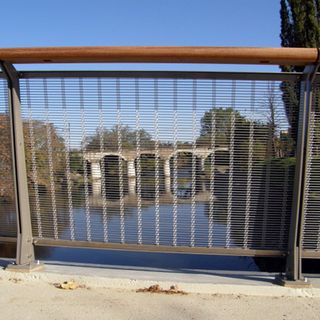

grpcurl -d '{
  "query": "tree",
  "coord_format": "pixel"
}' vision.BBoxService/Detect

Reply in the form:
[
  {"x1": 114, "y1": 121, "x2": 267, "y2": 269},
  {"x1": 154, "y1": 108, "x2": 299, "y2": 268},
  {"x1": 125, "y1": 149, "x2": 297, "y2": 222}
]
[
  {"x1": 264, "y1": 84, "x2": 295, "y2": 158},
  {"x1": 0, "y1": 114, "x2": 66, "y2": 201},
  {"x1": 198, "y1": 107, "x2": 268, "y2": 144},
  {"x1": 280, "y1": 0, "x2": 320, "y2": 142},
  {"x1": 23, "y1": 120, "x2": 66, "y2": 188},
  {"x1": 199, "y1": 107, "x2": 254, "y2": 146},
  {"x1": 0, "y1": 114, "x2": 14, "y2": 200},
  {"x1": 84, "y1": 125, "x2": 154, "y2": 151},
  {"x1": 198, "y1": 107, "x2": 271, "y2": 162},
  {"x1": 280, "y1": 0, "x2": 320, "y2": 54}
]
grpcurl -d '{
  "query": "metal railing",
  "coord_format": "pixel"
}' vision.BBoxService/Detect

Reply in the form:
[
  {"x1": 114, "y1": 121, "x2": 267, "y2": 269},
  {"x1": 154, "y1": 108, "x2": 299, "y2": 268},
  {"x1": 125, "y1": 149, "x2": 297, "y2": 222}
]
[{"x1": 0, "y1": 47, "x2": 319, "y2": 283}]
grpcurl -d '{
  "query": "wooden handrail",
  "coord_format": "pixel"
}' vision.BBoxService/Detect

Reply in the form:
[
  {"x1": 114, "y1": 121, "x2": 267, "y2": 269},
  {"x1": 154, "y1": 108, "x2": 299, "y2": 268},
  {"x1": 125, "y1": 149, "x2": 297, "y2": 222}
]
[{"x1": 0, "y1": 46, "x2": 318, "y2": 65}]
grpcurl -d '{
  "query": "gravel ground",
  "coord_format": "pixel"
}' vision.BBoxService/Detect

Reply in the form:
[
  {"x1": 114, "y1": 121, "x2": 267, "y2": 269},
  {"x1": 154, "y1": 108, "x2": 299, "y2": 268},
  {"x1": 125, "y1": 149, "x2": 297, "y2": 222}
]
[{"x1": 1, "y1": 276, "x2": 320, "y2": 320}]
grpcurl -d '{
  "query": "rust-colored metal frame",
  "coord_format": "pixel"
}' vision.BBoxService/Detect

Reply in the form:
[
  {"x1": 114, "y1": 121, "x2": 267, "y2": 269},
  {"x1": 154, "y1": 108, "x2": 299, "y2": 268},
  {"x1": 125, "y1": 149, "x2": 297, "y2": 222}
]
[{"x1": 33, "y1": 238, "x2": 285, "y2": 257}]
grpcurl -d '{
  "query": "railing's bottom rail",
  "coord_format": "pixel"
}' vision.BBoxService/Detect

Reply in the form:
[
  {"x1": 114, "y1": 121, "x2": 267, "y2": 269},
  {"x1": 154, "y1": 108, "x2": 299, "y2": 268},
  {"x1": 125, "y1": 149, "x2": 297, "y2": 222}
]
[
  {"x1": 33, "y1": 238, "x2": 285, "y2": 257},
  {"x1": 0, "y1": 236, "x2": 17, "y2": 243},
  {"x1": 8, "y1": 237, "x2": 320, "y2": 259},
  {"x1": 302, "y1": 250, "x2": 320, "y2": 259}
]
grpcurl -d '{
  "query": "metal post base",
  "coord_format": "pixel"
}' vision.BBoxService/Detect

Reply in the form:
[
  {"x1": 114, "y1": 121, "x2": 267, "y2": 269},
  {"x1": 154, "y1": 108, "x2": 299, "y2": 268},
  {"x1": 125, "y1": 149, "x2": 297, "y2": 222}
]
[
  {"x1": 275, "y1": 274, "x2": 312, "y2": 288},
  {"x1": 6, "y1": 261, "x2": 44, "y2": 273}
]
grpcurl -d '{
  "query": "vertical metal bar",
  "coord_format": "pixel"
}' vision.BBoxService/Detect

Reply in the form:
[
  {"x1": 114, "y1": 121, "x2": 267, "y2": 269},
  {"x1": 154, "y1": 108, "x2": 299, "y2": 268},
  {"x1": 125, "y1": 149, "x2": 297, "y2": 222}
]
[
  {"x1": 261, "y1": 157, "x2": 271, "y2": 248},
  {"x1": 244, "y1": 81, "x2": 255, "y2": 249},
  {"x1": 285, "y1": 66, "x2": 314, "y2": 282},
  {"x1": 25, "y1": 80, "x2": 42, "y2": 238},
  {"x1": 97, "y1": 78, "x2": 108, "y2": 243},
  {"x1": 43, "y1": 79, "x2": 58, "y2": 240},
  {"x1": 303, "y1": 110, "x2": 315, "y2": 248},
  {"x1": 261, "y1": 82, "x2": 275, "y2": 248},
  {"x1": 310, "y1": 108, "x2": 320, "y2": 249},
  {"x1": 301, "y1": 75, "x2": 318, "y2": 251},
  {"x1": 1, "y1": 62, "x2": 36, "y2": 267},
  {"x1": 61, "y1": 79, "x2": 75, "y2": 241},
  {"x1": 190, "y1": 80, "x2": 197, "y2": 247},
  {"x1": 79, "y1": 78, "x2": 91, "y2": 242},
  {"x1": 226, "y1": 81, "x2": 236, "y2": 248},
  {"x1": 154, "y1": 79, "x2": 160, "y2": 245},
  {"x1": 208, "y1": 80, "x2": 216, "y2": 247},
  {"x1": 279, "y1": 165, "x2": 289, "y2": 249},
  {"x1": 172, "y1": 80, "x2": 178, "y2": 246},
  {"x1": 135, "y1": 79, "x2": 143, "y2": 245},
  {"x1": 116, "y1": 78, "x2": 125, "y2": 244}
]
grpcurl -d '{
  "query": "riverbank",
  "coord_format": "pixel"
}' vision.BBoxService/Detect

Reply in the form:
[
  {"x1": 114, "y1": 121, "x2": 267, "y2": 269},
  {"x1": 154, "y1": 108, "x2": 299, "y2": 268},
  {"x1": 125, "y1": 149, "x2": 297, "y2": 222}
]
[{"x1": 1, "y1": 261, "x2": 320, "y2": 319}]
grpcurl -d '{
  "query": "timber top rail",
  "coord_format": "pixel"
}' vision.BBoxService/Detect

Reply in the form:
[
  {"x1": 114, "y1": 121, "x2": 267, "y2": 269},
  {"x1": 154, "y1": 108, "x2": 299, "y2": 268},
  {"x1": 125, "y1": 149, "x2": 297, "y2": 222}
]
[{"x1": 0, "y1": 46, "x2": 318, "y2": 65}]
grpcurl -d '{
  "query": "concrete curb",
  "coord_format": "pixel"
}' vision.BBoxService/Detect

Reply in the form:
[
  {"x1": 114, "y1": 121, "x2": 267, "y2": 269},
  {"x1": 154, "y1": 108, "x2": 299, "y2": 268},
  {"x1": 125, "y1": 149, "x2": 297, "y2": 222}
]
[{"x1": 1, "y1": 265, "x2": 320, "y2": 298}]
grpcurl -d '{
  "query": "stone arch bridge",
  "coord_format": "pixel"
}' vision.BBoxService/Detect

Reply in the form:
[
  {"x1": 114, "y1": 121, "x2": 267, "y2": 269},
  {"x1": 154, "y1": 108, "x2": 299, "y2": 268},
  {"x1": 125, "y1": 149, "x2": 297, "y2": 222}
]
[{"x1": 84, "y1": 146, "x2": 228, "y2": 195}]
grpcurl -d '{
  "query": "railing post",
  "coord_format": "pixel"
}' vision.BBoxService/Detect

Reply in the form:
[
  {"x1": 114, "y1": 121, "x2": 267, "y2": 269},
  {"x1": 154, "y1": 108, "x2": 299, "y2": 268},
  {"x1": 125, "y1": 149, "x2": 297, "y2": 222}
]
[
  {"x1": 1, "y1": 62, "x2": 43, "y2": 271},
  {"x1": 279, "y1": 65, "x2": 318, "y2": 286}
]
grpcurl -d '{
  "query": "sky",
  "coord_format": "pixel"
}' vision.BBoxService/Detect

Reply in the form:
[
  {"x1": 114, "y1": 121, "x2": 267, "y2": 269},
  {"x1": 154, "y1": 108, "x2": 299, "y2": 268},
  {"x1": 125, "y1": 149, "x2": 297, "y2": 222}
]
[
  {"x1": 0, "y1": 0, "x2": 282, "y2": 72},
  {"x1": 1, "y1": 1, "x2": 287, "y2": 147}
]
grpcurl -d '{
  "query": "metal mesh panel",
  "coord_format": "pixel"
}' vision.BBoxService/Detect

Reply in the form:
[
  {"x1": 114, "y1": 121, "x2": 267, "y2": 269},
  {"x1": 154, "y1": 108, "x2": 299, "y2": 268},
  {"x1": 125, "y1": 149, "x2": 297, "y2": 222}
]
[
  {"x1": 302, "y1": 79, "x2": 320, "y2": 251},
  {"x1": 19, "y1": 73, "x2": 298, "y2": 251},
  {"x1": 0, "y1": 77, "x2": 17, "y2": 237}
]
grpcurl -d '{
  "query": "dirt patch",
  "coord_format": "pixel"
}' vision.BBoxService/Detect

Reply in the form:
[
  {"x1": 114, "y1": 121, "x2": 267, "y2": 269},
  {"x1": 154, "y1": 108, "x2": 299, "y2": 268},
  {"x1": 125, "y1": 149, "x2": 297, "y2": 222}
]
[
  {"x1": 53, "y1": 280, "x2": 88, "y2": 290},
  {"x1": 8, "y1": 278, "x2": 22, "y2": 284},
  {"x1": 136, "y1": 284, "x2": 187, "y2": 295}
]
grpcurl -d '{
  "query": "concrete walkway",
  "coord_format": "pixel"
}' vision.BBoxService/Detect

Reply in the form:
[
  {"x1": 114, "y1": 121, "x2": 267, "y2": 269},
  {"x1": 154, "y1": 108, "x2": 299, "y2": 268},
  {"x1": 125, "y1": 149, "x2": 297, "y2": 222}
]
[{"x1": 1, "y1": 260, "x2": 320, "y2": 319}]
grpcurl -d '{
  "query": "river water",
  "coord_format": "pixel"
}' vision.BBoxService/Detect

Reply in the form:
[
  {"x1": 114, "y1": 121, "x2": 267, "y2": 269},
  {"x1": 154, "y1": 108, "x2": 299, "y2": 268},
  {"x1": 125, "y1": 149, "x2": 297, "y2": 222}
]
[
  {"x1": 1, "y1": 161, "x2": 293, "y2": 272},
  {"x1": 0, "y1": 175, "x2": 262, "y2": 272}
]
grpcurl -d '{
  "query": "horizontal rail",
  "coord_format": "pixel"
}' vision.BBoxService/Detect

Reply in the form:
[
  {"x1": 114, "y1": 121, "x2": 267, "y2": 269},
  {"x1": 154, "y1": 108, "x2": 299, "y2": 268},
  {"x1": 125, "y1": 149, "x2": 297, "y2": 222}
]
[
  {"x1": 0, "y1": 237, "x2": 17, "y2": 243},
  {"x1": 34, "y1": 238, "x2": 286, "y2": 257},
  {"x1": 0, "y1": 46, "x2": 318, "y2": 65},
  {"x1": 19, "y1": 70, "x2": 302, "y2": 81},
  {"x1": 6, "y1": 236, "x2": 320, "y2": 258},
  {"x1": 302, "y1": 250, "x2": 320, "y2": 259}
]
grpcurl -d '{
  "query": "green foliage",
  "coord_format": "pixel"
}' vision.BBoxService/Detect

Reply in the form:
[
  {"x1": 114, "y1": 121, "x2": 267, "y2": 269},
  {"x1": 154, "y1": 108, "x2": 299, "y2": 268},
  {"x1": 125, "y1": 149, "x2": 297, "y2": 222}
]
[
  {"x1": 23, "y1": 120, "x2": 66, "y2": 188},
  {"x1": 280, "y1": 0, "x2": 320, "y2": 64},
  {"x1": 198, "y1": 107, "x2": 270, "y2": 158},
  {"x1": 69, "y1": 151, "x2": 83, "y2": 174},
  {"x1": 0, "y1": 115, "x2": 66, "y2": 201},
  {"x1": 199, "y1": 106, "x2": 295, "y2": 168},
  {"x1": 199, "y1": 107, "x2": 249, "y2": 146},
  {"x1": 84, "y1": 125, "x2": 153, "y2": 151},
  {"x1": 280, "y1": 0, "x2": 320, "y2": 142},
  {"x1": 0, "y1": 115, "x2": 14, "y2": 200}
]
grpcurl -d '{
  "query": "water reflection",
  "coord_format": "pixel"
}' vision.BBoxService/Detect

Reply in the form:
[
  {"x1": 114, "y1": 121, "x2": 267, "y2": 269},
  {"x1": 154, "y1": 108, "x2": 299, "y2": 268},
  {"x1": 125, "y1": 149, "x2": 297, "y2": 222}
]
[
  {"x1": 0, "y1": 152, "x2": 295, "y2": 260},
  {"x1": 90, "y1": 152, "x2": 210, "y2": 200},
  {"x1": 26, "y1": 152, "x2": 294, "y2": 254}
]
